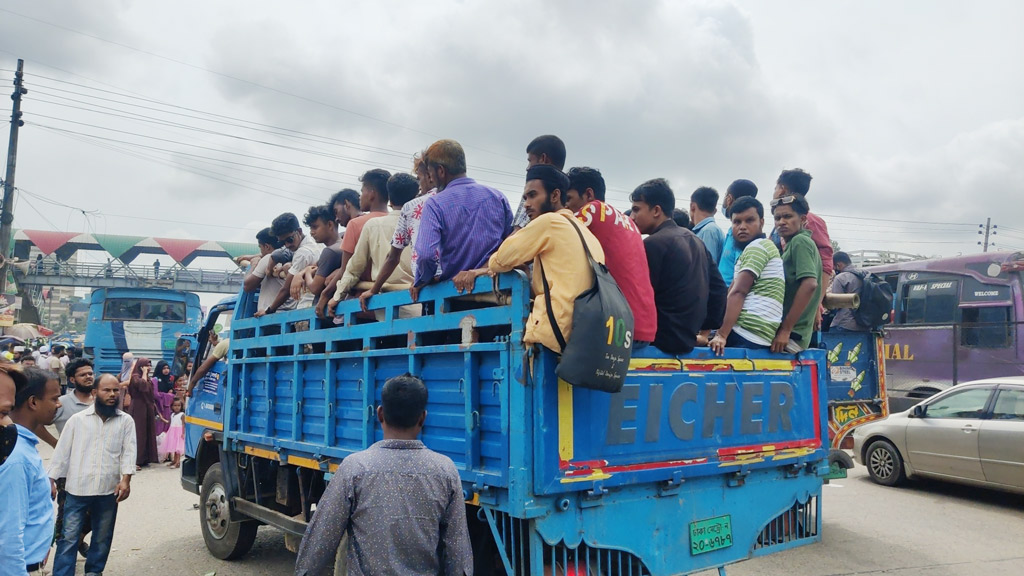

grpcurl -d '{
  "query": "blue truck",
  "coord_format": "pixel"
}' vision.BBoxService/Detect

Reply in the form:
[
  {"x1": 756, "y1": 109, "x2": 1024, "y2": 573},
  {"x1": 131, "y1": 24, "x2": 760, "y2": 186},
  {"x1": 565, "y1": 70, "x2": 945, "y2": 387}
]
[{"x1": 183, "y1": 272, "x2": 837, "y2": 575}]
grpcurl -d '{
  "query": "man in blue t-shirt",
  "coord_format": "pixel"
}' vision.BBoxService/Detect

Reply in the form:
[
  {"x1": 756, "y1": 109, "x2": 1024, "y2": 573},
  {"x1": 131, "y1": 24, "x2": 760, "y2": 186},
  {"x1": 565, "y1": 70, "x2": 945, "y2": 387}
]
[
  {"x1": 0, "y1": 367, "x2": 60, "y2": 576},
  {"x1": 718, "y1": 179, "x2": 759, "y2": 285},
  {"x1": 690, "y1": 186, "x2": 725, "y2": 264}
]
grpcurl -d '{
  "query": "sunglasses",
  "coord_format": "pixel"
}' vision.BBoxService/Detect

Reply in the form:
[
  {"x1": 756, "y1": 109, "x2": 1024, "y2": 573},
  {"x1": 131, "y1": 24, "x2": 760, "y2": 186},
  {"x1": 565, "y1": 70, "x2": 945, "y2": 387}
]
[{"x1": 770, "y1": 195, "x2": 797, "y2": 208}]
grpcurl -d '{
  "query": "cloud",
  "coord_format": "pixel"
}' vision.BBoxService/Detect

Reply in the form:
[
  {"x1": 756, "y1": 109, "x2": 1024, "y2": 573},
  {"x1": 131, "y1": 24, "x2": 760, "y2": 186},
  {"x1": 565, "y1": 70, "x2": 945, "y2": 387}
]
[{"x1": 1, "y1": 0, "x2": 1021, "y2": 263}]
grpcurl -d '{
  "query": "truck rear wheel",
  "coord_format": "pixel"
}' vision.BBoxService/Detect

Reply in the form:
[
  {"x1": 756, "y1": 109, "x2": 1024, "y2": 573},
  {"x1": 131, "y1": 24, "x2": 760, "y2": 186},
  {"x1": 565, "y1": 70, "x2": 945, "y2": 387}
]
[{"x1": 200, "y1": 466, "x2": 258, "y2": 560}]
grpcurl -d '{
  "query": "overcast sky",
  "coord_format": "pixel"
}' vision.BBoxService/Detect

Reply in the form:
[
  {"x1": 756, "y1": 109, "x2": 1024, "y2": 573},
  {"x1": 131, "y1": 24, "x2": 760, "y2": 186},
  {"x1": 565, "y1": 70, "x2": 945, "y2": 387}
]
[{"x1": 2, "y1": 0, "x2": 1023, "y2": 278}]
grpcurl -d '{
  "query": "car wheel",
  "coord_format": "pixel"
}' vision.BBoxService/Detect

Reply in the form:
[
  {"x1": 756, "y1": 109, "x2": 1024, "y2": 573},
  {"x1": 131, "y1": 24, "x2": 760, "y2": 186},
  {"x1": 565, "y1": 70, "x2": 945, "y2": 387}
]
[
  {"x1": 200, "y1": 466, "x2": 258, "y2": 560},
  {"x1": 865, "y1": 439, "x2": 906, "y2": 487}
]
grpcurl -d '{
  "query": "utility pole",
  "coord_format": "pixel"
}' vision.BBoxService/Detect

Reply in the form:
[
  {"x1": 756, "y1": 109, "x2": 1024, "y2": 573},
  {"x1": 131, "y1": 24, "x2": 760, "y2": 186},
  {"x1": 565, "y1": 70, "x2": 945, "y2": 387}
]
[
  {"x1": 978, "y1": 217, "x2": 997, "y2": 252},
  {"x1": 0, "y1": 59, "x2": 27, "y2": 295}
]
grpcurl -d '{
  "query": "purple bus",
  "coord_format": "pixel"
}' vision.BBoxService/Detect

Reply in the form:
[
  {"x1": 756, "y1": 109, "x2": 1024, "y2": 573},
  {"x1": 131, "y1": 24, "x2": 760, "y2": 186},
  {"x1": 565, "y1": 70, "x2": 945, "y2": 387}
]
[{"x1": 867, "y1": 251, "x2": 1024, "y2": 412}]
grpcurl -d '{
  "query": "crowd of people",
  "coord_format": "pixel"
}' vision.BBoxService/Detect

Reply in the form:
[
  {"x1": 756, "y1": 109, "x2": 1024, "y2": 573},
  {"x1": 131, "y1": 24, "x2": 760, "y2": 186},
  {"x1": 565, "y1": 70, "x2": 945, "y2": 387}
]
[
  {"x1": 240, "y1": 133, "x2": 864, "y2": 363},
  {"x1": 0, "y1": 348, "x2": 188, "y2": 575}
]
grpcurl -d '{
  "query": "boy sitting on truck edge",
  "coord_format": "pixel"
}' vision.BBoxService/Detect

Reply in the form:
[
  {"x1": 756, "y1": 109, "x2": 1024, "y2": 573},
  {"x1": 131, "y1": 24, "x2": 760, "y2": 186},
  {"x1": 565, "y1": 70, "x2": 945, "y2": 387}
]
[
  {"x1": 245, "y1": 227, "x2": 297, "y2": 315},
  {"x1": 256, "y1": 213, "x2": 323, "y2": 315},
  {"x1": 358, "y1": 153, "x2": 439, "y2": 314},
  {"x1": 709, "y1": 197, "x2": 785, "y2": 354},
  {"x1": 295, "y1": 205, "x2": 341, "y2": 304},
  {"x1": 770, "y1": 194, "x2": 822, "y2": 353},
  {"x1": 317, "y1": 188, "x2": 362, "y2": 315},
  {"x1": 294, "y1": 374, "x2": 472, "y2": 576},
  {"x1": 329, "y1": 173, "x2": 420, "y2": 319}
]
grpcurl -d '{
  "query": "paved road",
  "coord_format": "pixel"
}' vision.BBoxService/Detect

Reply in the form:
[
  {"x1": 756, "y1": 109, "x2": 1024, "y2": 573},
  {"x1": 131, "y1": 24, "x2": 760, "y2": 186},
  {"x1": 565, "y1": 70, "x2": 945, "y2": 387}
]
[{"x1": 40, "y1": 441, "x2": 1024, "y2": 576}]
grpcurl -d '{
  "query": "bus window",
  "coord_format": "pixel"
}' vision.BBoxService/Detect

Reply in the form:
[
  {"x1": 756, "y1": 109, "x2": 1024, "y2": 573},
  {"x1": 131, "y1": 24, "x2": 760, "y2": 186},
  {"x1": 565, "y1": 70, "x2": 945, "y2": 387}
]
[
  {"x1": 903, "y1": 282, "x2": 928, "y2": 324},
  {"x1": 104, "y1": 299, "x2": 140, "y2": 320},
  {"x1": 103, "y1": 299, "x2": 186, "y2": 322},
  {"x1": 924, "y1": 280, "x2": 959, "y2": 323},
  {"x1": 900, "y1": 279, "x2": 960, "y2": 324},
  {"x1": 961, "y1": 306, "x2": 1012, "y2": 348}
]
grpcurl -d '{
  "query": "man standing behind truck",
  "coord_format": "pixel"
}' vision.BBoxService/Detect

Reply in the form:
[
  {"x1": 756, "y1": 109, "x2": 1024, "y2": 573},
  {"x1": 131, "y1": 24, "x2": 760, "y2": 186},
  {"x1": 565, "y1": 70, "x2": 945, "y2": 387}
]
[{"x1": 295, "y1": 374, "x2": 472, "y2": 576}]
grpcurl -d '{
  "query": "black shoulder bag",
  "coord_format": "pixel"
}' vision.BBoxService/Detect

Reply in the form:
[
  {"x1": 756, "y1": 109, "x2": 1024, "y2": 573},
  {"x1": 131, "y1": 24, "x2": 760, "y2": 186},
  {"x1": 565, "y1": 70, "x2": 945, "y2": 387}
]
[{"x1": 537, "y1": 215, "x2": 634, "y2": 393}]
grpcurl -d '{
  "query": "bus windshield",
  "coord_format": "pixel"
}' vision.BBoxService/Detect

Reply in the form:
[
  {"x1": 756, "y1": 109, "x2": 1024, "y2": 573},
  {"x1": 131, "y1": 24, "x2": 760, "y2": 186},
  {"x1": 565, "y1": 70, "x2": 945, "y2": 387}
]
[{"x1": 103, "y1": 299, "x2": 187, "y2": 322}]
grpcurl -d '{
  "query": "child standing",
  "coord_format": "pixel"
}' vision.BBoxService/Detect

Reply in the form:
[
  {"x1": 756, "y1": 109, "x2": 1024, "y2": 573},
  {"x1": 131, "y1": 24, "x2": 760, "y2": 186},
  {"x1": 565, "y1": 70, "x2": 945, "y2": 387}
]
[{"x1": 162, "y1": 397, "x2": 186, "y2": 468}]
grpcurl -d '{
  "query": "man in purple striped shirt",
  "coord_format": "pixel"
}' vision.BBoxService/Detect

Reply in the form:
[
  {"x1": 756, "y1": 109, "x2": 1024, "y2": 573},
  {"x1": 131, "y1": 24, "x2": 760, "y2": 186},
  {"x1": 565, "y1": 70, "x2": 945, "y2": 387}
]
[{"x1": 412, "y1": 139, "x2": 513, "y2": 295}]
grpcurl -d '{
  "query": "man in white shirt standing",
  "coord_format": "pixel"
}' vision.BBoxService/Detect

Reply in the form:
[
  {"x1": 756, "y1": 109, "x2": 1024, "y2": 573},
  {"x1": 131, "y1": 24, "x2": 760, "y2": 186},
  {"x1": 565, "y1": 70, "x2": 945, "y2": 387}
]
[{"x1": 49, "y1": 373, "x2": 137, "y2": 576}]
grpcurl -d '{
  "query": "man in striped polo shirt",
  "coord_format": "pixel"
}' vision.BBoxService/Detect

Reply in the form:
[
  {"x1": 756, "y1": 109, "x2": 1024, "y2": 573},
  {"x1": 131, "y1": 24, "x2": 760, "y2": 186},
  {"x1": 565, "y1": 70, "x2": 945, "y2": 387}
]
[{"x1": 709, "y1": 197, "x2": 784, "y2": 354}]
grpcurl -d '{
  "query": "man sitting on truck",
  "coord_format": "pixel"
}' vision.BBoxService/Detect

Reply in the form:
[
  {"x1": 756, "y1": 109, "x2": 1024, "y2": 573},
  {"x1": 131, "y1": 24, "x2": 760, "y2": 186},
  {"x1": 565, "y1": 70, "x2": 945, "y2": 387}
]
[
  {"x1": 317, "y1": 189, "x2": 362, "y2": 316},
  {"x1": 244, "y1": 227, "x2": 296, "y2": 314},
  {"x1": 630, "y1": 178, "x2": 726, "y2": 355},
  {"x1": 563, "y1": 166, "x2": 657, "y2": 347},
  {"x1": 295, "y1": 374, "x2": 472, "y2": 576},
  {"x1": 770, "y1": 194, "x2": 822, "y2": 353},
  {"x1": 294, "y1": 205, "x2": 341, "y2": 303},
  {"x1": 256, "y1": 212, "x2": 323, "y2": 315},
  {"x1": 709, "y1": 197, "x2": 784, "y2": 354},
  {"x1": 329, "y1": 173, "x2": 420, "y2": 318},
  {"x1": 454, "y1": 165, "x2": 605, "y2": 354},
  {"x1": 412, "y1": 139, "x2": 513, "y2": 301},
  {"x1": 718, "y1": 178, "x2": 759, "y2": 286},
  {"x1": 358, "y1": 153, "x2": 438, "y2": 313}
]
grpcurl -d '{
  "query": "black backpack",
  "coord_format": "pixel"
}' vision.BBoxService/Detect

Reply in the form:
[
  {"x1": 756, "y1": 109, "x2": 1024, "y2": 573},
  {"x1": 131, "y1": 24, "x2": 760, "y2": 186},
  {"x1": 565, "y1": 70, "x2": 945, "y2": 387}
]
[
  {"x1": 851, "y1": 270, "x2": 894, "y2": 329},
  {"x1": 538, "y1": 215, "x2": 634, "y2": 393}
]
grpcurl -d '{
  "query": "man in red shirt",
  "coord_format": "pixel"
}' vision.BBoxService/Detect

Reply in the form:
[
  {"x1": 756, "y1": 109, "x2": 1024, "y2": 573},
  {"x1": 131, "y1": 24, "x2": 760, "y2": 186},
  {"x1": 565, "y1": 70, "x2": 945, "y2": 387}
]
[
  {"x1": 771, "y1": 169, "x2": 832, "y2": 278},
  {"x1": 564, "y1": 167, "x2": 657, "y2": 345},
  {"x1": 771, "y1": 168, "x2": 833, "y2": 328}
]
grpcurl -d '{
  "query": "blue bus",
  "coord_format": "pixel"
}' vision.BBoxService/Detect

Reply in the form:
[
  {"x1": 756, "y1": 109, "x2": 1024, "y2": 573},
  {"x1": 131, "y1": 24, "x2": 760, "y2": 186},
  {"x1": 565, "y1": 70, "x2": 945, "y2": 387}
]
[{"x1": 83, "y1": 288, "x2": 203, "y2": 378}]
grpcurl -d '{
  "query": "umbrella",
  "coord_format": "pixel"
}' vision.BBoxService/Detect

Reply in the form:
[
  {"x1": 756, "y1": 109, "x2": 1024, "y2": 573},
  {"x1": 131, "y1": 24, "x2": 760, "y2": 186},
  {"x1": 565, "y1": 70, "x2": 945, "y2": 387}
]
[
  {"x1": 2, "y1": 323, "x2": 55, "y2": 340},
  {"x1": 0, "y1": 335, "x2": 25, "y2": 347}
]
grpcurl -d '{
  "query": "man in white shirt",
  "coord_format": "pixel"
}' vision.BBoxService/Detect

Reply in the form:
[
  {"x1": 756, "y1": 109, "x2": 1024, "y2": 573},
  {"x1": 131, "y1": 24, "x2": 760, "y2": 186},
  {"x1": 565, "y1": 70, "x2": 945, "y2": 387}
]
[
  {"x1": 49, "y1": 373, "x2": 136, "y2": 576},
  {"x1": 257, "y1": 213, "x2": 323, "y2": 315},
  {"x1": 244, "y1": 227, "x2": 295, "y2": 314}
]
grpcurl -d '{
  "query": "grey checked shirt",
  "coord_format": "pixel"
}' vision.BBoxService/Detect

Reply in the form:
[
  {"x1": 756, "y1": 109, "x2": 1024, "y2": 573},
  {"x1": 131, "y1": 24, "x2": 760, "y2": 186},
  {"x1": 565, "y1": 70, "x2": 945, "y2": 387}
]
[{"x1": 295, "y1": 439, "x2": 473, "y2": 576}]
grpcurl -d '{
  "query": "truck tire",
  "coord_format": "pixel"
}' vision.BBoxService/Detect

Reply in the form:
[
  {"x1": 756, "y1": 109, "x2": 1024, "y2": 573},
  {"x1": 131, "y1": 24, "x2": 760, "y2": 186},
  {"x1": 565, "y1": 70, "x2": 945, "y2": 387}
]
[
  {"x1": 865, "y1": 439, "x2": 906, "y2": 487},
  {"x1": 200, "y1": 466, "x2": 258, "y2": 560}
]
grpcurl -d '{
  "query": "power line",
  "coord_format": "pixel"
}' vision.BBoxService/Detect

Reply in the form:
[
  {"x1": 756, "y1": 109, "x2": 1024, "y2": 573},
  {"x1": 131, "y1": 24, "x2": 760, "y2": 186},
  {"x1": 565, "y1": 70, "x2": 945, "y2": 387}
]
[
  {"x1": 35, "y1": 124, "x2": 326, "y2": 204},
  {"x1": 0, "y1": 7, "x2": 520, "y2": 162},
  {"x1": 830, "y1": 238, "x2": 973, "y2": 244},
  {"x1": 817, "y1": 213, "x2": 976, "y2": 226},
  {"x1": 24, "y1": 80, "x2": 528, "y2": 182}
]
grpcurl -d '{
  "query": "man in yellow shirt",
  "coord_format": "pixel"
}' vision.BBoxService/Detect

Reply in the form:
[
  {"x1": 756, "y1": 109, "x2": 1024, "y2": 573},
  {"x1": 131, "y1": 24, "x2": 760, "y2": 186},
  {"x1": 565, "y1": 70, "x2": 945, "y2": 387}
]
[{"x1": 454, "y1": 165, "x2": 605, "y2": 353}]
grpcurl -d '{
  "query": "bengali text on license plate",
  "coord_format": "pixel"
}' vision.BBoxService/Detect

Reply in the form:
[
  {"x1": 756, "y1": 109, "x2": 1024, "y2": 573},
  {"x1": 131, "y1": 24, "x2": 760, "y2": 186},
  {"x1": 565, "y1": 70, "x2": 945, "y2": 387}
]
[{"x1": 690, "y1": 515, "x2": 733, "y2": 555}]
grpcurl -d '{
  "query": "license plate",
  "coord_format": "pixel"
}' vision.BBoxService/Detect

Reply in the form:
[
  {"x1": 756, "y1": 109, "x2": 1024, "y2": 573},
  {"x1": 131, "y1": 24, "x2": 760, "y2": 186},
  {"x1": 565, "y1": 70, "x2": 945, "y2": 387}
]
[{"x1": 690, "y1": 515, "x2": 733, "y2": 555}]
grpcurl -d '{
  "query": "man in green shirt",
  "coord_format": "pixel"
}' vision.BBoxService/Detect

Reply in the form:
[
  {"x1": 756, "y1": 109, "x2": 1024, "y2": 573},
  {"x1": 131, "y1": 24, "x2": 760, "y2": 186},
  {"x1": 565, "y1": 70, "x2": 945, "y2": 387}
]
[{"x1": 770, "y1": 194, "x2": 821, "y2": 353}]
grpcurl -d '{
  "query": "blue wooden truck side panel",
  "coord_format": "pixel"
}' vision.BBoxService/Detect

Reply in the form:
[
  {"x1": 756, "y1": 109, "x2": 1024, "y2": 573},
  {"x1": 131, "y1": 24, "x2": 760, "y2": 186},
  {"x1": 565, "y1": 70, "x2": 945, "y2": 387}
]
[{"x1": 186, "y1": 273, "x2": 829, "y2": 575}]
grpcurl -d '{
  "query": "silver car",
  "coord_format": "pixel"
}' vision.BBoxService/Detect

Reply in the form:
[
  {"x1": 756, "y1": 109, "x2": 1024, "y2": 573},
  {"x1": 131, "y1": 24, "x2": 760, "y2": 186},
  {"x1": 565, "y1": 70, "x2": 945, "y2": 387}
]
[{"x1": 852, "y1": 378, "x2": 1024, "y2": 495}]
